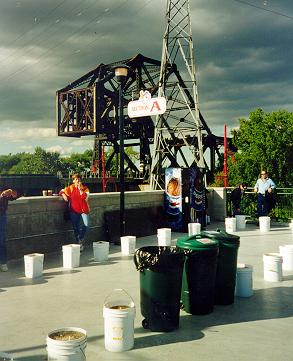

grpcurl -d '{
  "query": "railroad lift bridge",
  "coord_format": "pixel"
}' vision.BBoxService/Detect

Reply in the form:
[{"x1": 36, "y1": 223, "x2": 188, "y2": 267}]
[{"x1": 56, "y1": 0, "x2": 225, "y2": 190}]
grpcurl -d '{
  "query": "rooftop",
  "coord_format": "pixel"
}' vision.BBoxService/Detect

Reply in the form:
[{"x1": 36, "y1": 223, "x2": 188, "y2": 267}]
[{"x1": 1, "y1": 222, "x2": 293, "y2": 360}]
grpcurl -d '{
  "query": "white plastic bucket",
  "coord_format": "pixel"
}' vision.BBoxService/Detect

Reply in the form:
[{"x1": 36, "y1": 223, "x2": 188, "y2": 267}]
[
  {"x1": 235, "y1": 264, "x2": 253, "y2": 297},
  {"x1": 279, "y1": 245, "x2": 293, "y2": 271},
  {"x1": 24, "y1": 253, "x2": 44, "y2": 278},
  {"x1": 263, "y1": 253, "x2": 283, "y2": 282},
  {"x1": 120, "y1": 236, "x2": 136, "y2": 256},
  {"x1": 259, "y1": 216, "x2": 270, "y2": 232},
  {"x1": 188, "y1": 222, "x2": 201, "y2": 236},
  {"x1": 103, "y1": 289, "x2": 136, "y2": 352},
  {"x1": 62, "y1": 244, "x2": 80, "y2": 269},
  {"x1": 0, "y1": 352, "x2": 13, "y2": 360},
  {"x1": 225, "y1": 217, "x2": 236, "y2": 233},
  {"x1": 235, "y1": 215, "x2": 246, "y2": 230},
  {"x1": 157, "y1": 228, "x2": 172, "y2": 246},
  {"x1": 47, "y1": 327, "x2": 87, "y2": 361},
  {"x1": 93, "y1": 241, "x2": 109, "y2": 262}
]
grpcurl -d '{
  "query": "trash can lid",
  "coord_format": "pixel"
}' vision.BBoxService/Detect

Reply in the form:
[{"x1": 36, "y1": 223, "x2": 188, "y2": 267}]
[
  {"x1": 176, "y1": 236, "x2": 218, "y2": 250},
  {"x1": 200, "y1": 229, "x2": 240, "y2": 246}
]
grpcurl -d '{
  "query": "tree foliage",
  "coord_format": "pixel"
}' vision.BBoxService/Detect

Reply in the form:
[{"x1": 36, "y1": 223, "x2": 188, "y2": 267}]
[{"x1": 228, "y1": 109, "x2": 293, "y2": 187}]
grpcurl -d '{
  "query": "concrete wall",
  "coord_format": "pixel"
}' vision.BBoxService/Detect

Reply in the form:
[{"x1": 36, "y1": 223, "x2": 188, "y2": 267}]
[
  {"x1": 6, "y1": 190, "x2": 164, "y2": 260},
  {"x1": 207, "y1": 187, "x2": 227, "y2": 222},
  {"x1": 6, "y1": 187, "x2": 227, "y2": 260}
]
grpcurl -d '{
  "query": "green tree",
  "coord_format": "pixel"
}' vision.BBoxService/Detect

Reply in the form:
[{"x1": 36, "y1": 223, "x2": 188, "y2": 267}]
[
  {"x1": 228, "y1": 109, "x2": 293, "y2": 187},
  {"x1": 0, "y1": 153, "x2": 22, "y2": 174},
  {"x1": 9, "y1": 147, "x2": 65, "y2": 175}
]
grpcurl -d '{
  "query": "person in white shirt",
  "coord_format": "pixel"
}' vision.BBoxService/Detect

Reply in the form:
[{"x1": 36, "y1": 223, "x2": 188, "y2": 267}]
[{"x1": 254, "y1": 170, "x2": 276, "y2": 217}]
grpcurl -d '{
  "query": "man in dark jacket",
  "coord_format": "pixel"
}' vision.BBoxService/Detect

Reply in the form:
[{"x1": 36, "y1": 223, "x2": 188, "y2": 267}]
[
  {"x1": 0, "y1": 188, "x2": 19, "y2": 271},
  {"x1": 230, "y1": 183, "x2": 247, "y2": 216}
]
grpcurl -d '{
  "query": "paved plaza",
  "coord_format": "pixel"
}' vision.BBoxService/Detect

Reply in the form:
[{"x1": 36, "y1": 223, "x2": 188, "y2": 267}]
[{"x1": 1, "y1": 222, "x2": 293, "y2": 360}]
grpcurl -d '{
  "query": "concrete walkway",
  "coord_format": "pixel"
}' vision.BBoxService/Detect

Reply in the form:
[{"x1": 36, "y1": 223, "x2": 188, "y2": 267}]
[{"x1": 1, "y1": 222, "x2": 293, "y2": 360}]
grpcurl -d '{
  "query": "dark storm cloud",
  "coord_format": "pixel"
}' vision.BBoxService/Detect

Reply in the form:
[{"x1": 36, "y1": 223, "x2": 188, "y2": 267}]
[{"x1": 0, "y1": 0, "x2": 293, "y2": 153}]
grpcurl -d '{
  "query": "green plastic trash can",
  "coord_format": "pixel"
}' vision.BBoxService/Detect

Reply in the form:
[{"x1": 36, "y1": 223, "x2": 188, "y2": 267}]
[
  {"x1": 201, "y1": 229, "x2": 240, "y2": 305},
  {"x1": 134, "y1": 246, "x2": 185, "y2": 332},
  {"x1": 176, "y1": 236, "x2": 219, "y2": 315}
]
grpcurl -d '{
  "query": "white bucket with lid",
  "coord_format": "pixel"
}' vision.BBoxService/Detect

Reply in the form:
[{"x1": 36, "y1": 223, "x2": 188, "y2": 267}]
[
  {"x1": 235, "y1": 215, "x2": 246, "y2": 230},
  {"x1": 103, "y1": 289, "x2": 136, "y2": 352},
  {"x1": 120, "y1": 236, "x2": 136, "y2": 256},
  {"x1": 93, "y1": 241, "x2": 109, "y2": 262},
  {"x1": 235, "y1": 264, "x2": 253, "y2": 297},
  {"x1": 62, "y1": 244, "x2": 80, "y2": 269},
  {"x1": 225, "y1": 217, "x2": 236, "y2": 233},
  {"x1": 24, "y1": 253, "x2": 44, "y2": 278},
  {"x1": 279, "y1": 245, "x2": 293, "y2": 271},
  {"x1": 47, "y1": 327, "x2": 87, "y2": 361},
  {"x1": 263, "y1": 253, "x2": 283, "y2": 282},
  {"x1": 188, "y1": 222, "x2": 201, "y2": 236},
  {"x1": 0, "y1": 352, "x2": 13, "y2": 360},
  {"x1": 259, "y1": 216, "x2": 270, "y2": 232},
  {"x1": 157, "y1": 228, "x2": 172, "y2": 246}
]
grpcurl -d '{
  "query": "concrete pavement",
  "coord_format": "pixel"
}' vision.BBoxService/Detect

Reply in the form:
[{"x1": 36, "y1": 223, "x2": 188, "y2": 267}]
[{"x1": 1, "y1": 222, "x2": 293, "y2": 360}]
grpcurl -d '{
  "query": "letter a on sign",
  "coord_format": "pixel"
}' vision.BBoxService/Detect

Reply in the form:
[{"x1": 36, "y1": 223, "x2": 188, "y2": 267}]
[{"x1": 128, "y1": 94, "x2": 166, "y2": 118}]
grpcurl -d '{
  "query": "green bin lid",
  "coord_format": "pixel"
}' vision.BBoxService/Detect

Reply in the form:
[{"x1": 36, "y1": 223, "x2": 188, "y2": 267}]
[
  {"x1": 176, "y1": 236, "x2": 219, "y2": 250},
  {"x1": 200, "y1": 229, "x2": 240, "y2": 246}
]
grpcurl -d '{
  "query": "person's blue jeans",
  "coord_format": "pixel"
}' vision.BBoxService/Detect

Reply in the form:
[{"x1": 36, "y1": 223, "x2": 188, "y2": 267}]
[
  {"x1": 257, "y1": 193, "x2": 268, "y2": 217},
  {"x1": 0, "y1": 214, "x2": 7, "y2": 264},
  {"x1": 69, "y1": 211, "x2": 89, "y2": 243}
]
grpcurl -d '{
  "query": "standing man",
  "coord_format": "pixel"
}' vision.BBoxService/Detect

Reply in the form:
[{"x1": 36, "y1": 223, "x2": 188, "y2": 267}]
[
  {"x1": 59, "y1": 173, "x2": 90, "y2": 251},
  {"x1": 0, "y1": 188, "x2": 19, "y2": 271},
  {"x1": 230, "y1": 183, "x2": 247, "y2": 216},
  {"x1": 254, "y1": 170, "x2": 276, "y2": 217}
]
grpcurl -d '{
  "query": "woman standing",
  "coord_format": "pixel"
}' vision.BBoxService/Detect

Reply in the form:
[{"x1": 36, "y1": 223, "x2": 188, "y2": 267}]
[{"x1": 60, "y1": 173, "x2": 90, "y2": 251}]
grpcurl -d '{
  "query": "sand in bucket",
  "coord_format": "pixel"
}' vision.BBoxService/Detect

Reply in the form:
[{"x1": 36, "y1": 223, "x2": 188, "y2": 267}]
[{"x1": 47, "y1": 327, "x2": 87, "y2": 361}]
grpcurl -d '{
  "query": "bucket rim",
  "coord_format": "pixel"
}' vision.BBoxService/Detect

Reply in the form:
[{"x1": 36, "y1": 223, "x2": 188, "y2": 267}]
[{"x1": 47, "y1": 327, "x2": 87, "y2": 345}]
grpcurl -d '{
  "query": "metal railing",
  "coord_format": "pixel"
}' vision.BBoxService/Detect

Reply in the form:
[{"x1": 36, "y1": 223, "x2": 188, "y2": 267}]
[{"x1": 226, "y1": 188, "x2": 293, "y2": 222}]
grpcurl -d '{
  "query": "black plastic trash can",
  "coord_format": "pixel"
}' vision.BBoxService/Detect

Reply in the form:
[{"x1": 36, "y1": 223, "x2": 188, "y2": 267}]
[
  {"x1": 134, "y1": 246, "x2": 185, "y2": 332},
  {"x1": 176, "y1": 236, "x2": 219, "y2": 315},
  {"x1": 201, "y1": 229, "x2": 240, "y2": 305}
]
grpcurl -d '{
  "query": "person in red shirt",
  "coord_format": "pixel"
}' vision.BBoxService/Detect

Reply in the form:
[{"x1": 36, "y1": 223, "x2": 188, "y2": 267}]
[{"x1": 60, "y1": 173, "x2": 90, "y2": 251}]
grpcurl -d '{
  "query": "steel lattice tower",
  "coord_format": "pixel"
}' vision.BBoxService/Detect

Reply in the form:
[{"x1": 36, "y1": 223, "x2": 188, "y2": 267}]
[{"x1": 150, "y1": 0, "x2": 205, "y2": 189}]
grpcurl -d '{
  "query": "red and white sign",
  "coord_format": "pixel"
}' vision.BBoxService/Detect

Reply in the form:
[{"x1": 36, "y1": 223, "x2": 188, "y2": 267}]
[{"x1": 127, "y1": 90, "x2": 166, "y2": 118}]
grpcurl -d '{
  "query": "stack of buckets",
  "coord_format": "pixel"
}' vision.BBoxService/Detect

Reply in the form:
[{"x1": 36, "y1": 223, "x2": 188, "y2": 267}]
[
  {"x1": 157, "y1": 228, "x2": 172, "y2": 246},
  {"x1": 103, "y1": 289, "x2": 136, "y2": 352},
  {"x1": 93, "y1": 241, "x2": 109, "y2": 262},
  {"x1": 120, "y1": 236, "x2": 136, "y2": 256}
]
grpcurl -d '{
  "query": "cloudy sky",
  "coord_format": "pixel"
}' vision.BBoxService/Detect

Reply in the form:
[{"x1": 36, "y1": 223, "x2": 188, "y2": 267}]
[{"x1": 0, "y1": 0, "x2": 292, "y2": 156}]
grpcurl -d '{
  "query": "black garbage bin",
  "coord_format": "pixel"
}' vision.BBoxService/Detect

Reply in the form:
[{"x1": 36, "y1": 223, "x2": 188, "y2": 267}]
[
  {"x1": 134, "y1": 246, "x2": 185, "y2": 332},
  {"x1": 201, "y1": 229, "x2": 240, "y2": 305},
  {"x1": 176, "y1": 236, "x2": 219, "y2": 315}
]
